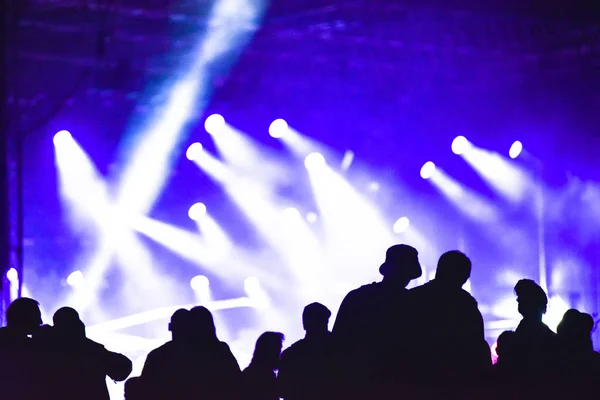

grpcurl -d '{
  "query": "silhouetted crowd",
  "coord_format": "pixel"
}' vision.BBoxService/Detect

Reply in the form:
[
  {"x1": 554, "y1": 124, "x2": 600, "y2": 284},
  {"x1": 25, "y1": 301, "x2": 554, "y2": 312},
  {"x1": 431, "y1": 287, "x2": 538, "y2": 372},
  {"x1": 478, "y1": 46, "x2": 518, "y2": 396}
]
[{"x1": 2, "y1": 245, "x2": 599, "y2": 399}]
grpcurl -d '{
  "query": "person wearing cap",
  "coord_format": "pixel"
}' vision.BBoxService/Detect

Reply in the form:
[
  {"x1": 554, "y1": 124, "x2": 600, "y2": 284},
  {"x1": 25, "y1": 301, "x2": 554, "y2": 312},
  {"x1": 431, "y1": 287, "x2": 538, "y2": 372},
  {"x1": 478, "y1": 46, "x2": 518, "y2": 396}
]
[
  {"x1": 331, "y1": 244, "x2": 422, "y2": 397},
  {"x1": 405, "y1": 251, "x2": 489, "y2": 391},
  {"x1": 279, "y1": 302, "x2": 335, "y2": 400}
]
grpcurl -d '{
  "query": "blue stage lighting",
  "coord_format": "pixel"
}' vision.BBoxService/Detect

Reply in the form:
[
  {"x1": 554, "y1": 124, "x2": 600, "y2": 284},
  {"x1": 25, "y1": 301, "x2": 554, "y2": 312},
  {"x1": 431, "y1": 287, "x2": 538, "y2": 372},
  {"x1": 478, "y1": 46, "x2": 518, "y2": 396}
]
[
  {"x1": 188, "y1": 202, "x2": 207, "y2": 221},
  {"x1": 509, "y1": 141, "x2": 523, "y2": 159},
  {"x1": 393, "y1": 217, "x2": 410, "y2": 233},
  {"x1": 53, "y1": 130, "x2": 73, "y2": 147},
  {"x1": 420, "y1": 161, "x2": 436, "y2": 179},
  {"x1": 304, "y1": 152, "x2": 325, "y2": 170},
  {"x1": 205, "y1": 114, "x2": 226, "y2": 135},
  {"x1": 186, "y1": 142, "x2": 204, "y2": 161},
  {"x1": 452, "y1": 136, "x2": 471, "y2": 155},
  {"x1": 269, "y1": 119, "x2": 289, "y2": 138}
]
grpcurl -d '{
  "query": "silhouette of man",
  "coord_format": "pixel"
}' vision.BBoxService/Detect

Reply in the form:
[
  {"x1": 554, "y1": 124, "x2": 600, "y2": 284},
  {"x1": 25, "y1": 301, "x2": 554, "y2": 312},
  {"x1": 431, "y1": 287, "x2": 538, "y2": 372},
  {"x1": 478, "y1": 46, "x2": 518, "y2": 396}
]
[
  {"x1": 557, "y1": 309, "x2": 600, "y2": 393},
  {"x1": 142, "y1": 307, "x2": 240, "y2": 400},
  {"x1": 279, "y1": 303, "x2": 334, "y2": 400},
  {"x1": 243, "y1": 332, "x2": 284, "y2": 400},
  {"x1": 0, "y1": 298, "x2": 44, "y2": 400},
  {"x1": 43, "y1": 307, "x2": 132, "y2": 400},
  {"x1": 332, "y1": 245, "x2": 422, "y2": 395},
  {"x1": 406, "y1": 251, "x2": 490, "y2": 390},
  {"x1": 511, "y1": 279, "x2": 562, "y2": 384}
]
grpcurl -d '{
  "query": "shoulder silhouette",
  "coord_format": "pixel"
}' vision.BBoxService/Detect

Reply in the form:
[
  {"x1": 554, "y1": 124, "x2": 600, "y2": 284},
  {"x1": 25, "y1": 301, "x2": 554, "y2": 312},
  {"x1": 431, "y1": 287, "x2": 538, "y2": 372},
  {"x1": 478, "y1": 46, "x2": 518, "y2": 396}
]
[
  {"x1": 279, "y1": 303, "x2": 334, "y2": 400},
  {"x1": 243, "y1": 331, "x2": 284, "y2": 400}
]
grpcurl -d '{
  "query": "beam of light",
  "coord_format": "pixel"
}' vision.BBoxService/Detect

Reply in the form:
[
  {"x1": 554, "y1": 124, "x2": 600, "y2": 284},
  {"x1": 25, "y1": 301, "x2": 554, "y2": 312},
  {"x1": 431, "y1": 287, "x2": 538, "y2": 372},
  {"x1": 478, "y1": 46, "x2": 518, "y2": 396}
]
[
  {"x1": 66, "y1": 270, "x2": 84, "y2": 287},
  {"x1": 305, "y1": 152, "x2": 326, "y2": 170},
  {"x1": 193, "y1": 213, "x2": 234, "y2": 263},
  {"x1": 452, "y1": 136, "x2": 472, "y2": 155},
  {"x1": 509, "y1": 140, "x2": 523, "y2": 159},
  {"x1": 392, "y1": 217, "x2": 410, "y2": 234},
  {"x1": 278, "y1": 128, "x2": 332, "y2": 159},
  {"x1": 115, "y1": 0, "x2": 266, "y2": 217},
  {"x1": 306, "y1": 212, "x2": 318, "y2": 224},
  {"x1": 188, "y1": 202, "x2": 208, "y2": 221},
  {"x1": 86, "y1": 298, "x2": 257, "y2": 333},
  {"x1": 186, "y1": 142, "x2": 204, "y2": 161},
  {"x1": 131, "y1": 215, "x2": 278, "y2": 287},
  {"x1": 340, "y1": 150, "x2": 355, "y2": 172},
  {"x1": 7, "y1": 268, "x2": 19, "y2": 301},
  {"x1": 190, "y1": 275, "x2": 212, "y2": 304},
  {"x1": 210, "y1": 126, "x2": 292, "y2": 187},
  {"x1": 244, "y1": 277, "x2": 269, "y2": 309},
  {"x1": 429, "y1": 169, "x2": 500, "y2": 223},
  {"x1": 269, "y1": 119, "x2": 289, "y2": 139},
  {"x1": 307, "y1": 162, "x2": 394, "y2": 285},
  {"x1": 205, "y1": 114, "x2": 226, "y2": 135},
  {"x1": 420, "y1": 161, "x2": 436, "y2": 180},
  {"x1": 462, "y1": 146, "x2": 532, "y2": 203},
  {"x1": 189, "y1": 148, "x2": 236, "y2": 184},
  {"x1": 54, "y1": 133, "x2": 112, "y2": 229}
]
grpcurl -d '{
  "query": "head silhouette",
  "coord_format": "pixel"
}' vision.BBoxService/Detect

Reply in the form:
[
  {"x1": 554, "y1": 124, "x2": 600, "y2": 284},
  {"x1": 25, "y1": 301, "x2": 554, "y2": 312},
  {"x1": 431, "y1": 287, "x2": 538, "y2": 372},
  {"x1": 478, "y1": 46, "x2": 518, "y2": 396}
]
[
  {"x1": 251, "y1": 331, "x2": 284, "y2": 371},
  {"x1": 189, "y1": 306, "x2": 218, "y2": 343},
  {"x1": 302, "y1": 302, "x2": 331, "y2": 336},
  {"x1": 496, "y1": 331, "x2": 517, "y2": 364},
  {"x1": 169, "y1": 309, "x2": 191, "y2": 342},
  {"x1": 53, "y1": 307, "x2": 86, "y2": 338},
  {"x1": 557, "y1": 309, "x2": 595, "y2": 351},
  {"x1": 6, "y1": 297, "x2": 42, "y2": 335},
  {"x1": 514, "y1": 279, "x2": 547, "y2": 321},
  {"x1": 379, "y1": 244, "x2": 422, "y2": 286},
  {"x1": 435, "y1": 250, "x2": 471, "y2": 288}
]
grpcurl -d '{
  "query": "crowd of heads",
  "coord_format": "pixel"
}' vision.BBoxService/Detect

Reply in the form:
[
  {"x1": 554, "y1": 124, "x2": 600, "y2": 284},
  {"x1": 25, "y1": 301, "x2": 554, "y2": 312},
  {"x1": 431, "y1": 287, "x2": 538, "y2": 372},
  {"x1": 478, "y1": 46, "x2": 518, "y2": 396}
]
[{"x1": 1, "y1": 245, "x2": 598, "y2": 399}]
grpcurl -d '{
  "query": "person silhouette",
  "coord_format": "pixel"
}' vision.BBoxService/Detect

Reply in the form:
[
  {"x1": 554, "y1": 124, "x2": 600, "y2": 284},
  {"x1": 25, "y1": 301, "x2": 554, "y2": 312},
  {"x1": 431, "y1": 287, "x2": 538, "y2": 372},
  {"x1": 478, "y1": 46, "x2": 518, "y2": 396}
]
[
  {"x1": 407, "y1": 251, "x2": 489, "y2": 392},
  {"x1": 332, "y1": 244, "x2": 422, "y2": 397},
  {"x1": 0, "y1": 298, "x2": 44, "y2": 400},
  {"x1": 243, "y1": 332, "x2": 285, "y2": 400},
  {"x1": 278, "y1": 303, "x2": 334, "y2": 400},
  {"x1": 140, "y1": 309, "x2": 193, "y2": 399},
  {"x1": 511, "y1": 279, "x2": 562, "y2": 389},
  {"x1": 142, "y1": 306, "x2": 240, "y2": 400},
  {"x1": 42, "y1": 306, "x2": 132, "y2": 400},
  {"x1": 557, "y1": 309, "x2": 600, "y2": 393}
]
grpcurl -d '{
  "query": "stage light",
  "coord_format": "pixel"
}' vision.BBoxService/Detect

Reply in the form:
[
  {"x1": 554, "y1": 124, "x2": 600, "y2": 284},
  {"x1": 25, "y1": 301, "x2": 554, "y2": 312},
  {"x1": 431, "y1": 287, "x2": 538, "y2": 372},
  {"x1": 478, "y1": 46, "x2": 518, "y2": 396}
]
[
  {"x1": 452, "y1": 136, "x2": 471, "y2": 155},
  {"x1": 186, "y1": 142, "x2": 203, "y2": 161},
  {"x1": 269, "y1": 119, "x2": 289, "y2": 138},
  {"x1": 304, "y1": 152, "x2": 325, "y2": 170},
  {"x1": 6, "y1": 268, "x2": 18, "y2": 282},
  {"x1": 67, "y1": 270, "x2": 84, "y2": 287},
  {"x1": 188, "y1": 202, "x2": 207, "y2": 221},
  {"x1": 306, "y1": 212, "x2": 318, "y2": 224},
  {"x1": 205, "y1": 114, "x2": 226, "y2": 135},
  {"x1": 509, "y1": 141, "x2": 523, "y2": 159},
  {"x1": 282, "y1": 207, "x2": 301, "y2": 219},
  {"x1": 190, "y1": 275, "x2": 210, "y2": 292},
  {"x1": 420, "y1": 161, "x2": 436, "y2": 179},
  {"x1": 393, "y1": 217, "x2": 410, "y2": 234},
  {"x1": 53, "y1": 130, "x2": 73, "y2": 147}
]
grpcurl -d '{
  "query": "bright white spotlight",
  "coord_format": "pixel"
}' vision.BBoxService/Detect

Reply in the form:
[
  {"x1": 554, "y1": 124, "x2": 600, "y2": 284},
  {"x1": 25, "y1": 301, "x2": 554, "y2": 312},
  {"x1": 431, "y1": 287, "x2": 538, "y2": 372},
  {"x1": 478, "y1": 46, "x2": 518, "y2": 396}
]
[
  {"x1": 205, "y1": 114, "x2": 226, "y2": 135},
  {"x1": 53, "y1": 130, "x2": 73, "y2": 147},
  {"x1": 509, "y1": 140, "x2": 523, "y2": 159},
  {"x1": 244, "y1": 277, "x2": 261, "y2": 293},
  {"x1": 188, "y1": 202, "x2": 207, "y2": 221},
  {"x1": 306, "y1": 212, "x2": 318, "y2": 224},
  {"x1": 282, "y1": 207, "x2": 301, "y2": 219},
  {"x1": 190, "y1": 275, "x2": 210, "y2": 292},
  {"x1": 392, "y1": 217, "x2": 410, "y2": 233},
  {"x1": 186, "y1": 142, "x2": 203, "y2": 161},
  {"x1": 304, "y1": 152, "x2": 326, "y2": 170},
  {"x1": 452, "y1": 136, "x2": 471, "y2": 155},
  {"x1": 67, "y1": 270, "x2": 84, "y2": 287},
  {"x1": 420, "y1": 161, "x2": 436, "y2": 179},
  {"x1": 269, "y1": 119, "x2": 289, "y2": 139},
  {"x1": 6, "y1": 268, "x2": 18, "y2": 282}
]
